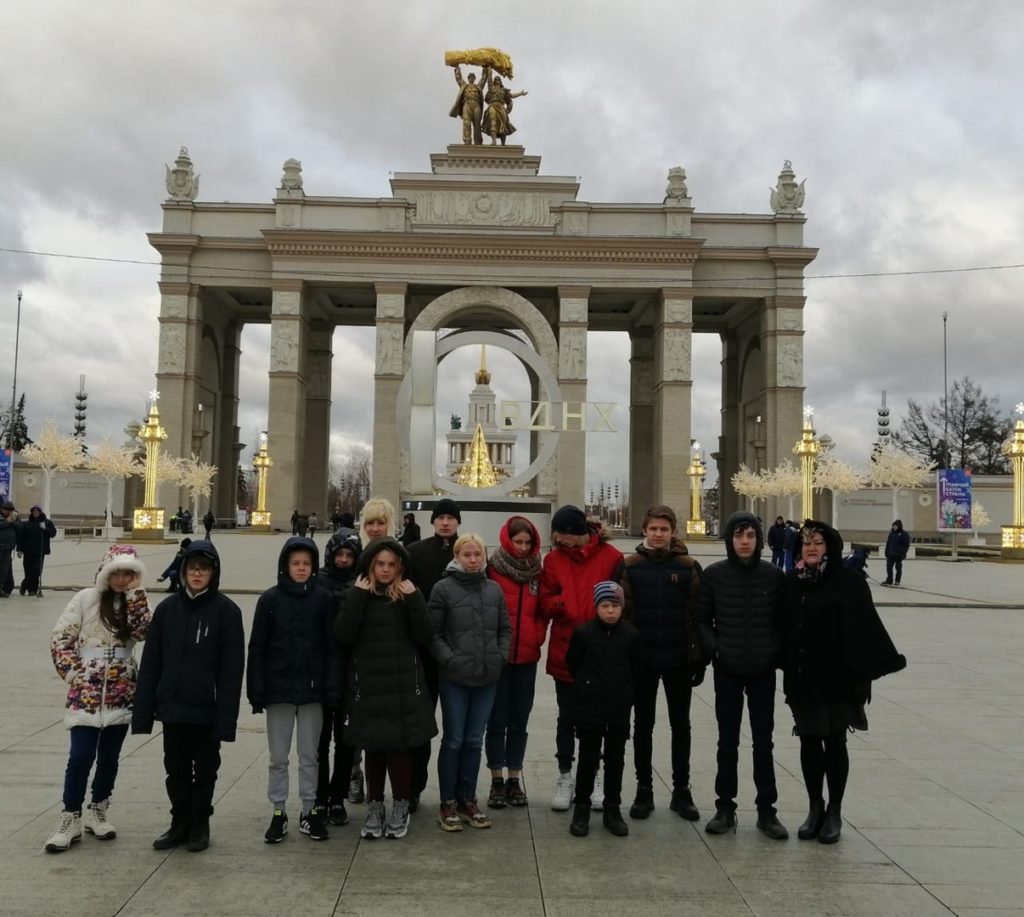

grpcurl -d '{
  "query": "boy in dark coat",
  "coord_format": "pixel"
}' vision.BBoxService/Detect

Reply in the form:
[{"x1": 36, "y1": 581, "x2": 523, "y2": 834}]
[
  {"x1": 315, "y1": 533, "x2": 361, "y2": 825},
  {"x1": 565, "y1": 581, "x2": 642, "y2": 838},
  {"x1": 132, "y1": 540, "x2": 245, "y2": 852},
  {"x1": 883, "y1": 519, "x2": 911, "y2": 586},
  {"x1": 247, "y1": 537, "x2": 341, "y2": 844}
]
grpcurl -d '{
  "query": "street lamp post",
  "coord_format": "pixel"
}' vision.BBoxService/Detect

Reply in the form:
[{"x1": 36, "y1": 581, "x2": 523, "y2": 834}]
[
  {"x1": 686, "y1": 442, "x2": 707, "y2": 536},
  {"x1": 793, "y1": 405, "x2": 821, "y2": 521},
  {"x1": 942, "y1": 310, "x2": 950, "y2": 468},
  {"x1": 251, "y1": 432, "x2": 273, "y2": 531},
  {"x1": 1001, "y1": 402, "x2": 1024, "y2": 560},
  {"x1": 132, "y1": 390, "x2": 169, "y2": 540}
]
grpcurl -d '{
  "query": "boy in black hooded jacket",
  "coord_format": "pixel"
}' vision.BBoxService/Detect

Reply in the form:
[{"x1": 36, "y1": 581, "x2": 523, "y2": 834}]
[{"x1": 132, "y1": 540, "x2": 245, "y2": 852}]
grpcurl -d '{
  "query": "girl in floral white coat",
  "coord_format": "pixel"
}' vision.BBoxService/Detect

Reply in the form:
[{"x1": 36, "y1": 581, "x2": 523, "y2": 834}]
[{"x1": 45, "y1": 544, "x2": 152, "y2": 852}]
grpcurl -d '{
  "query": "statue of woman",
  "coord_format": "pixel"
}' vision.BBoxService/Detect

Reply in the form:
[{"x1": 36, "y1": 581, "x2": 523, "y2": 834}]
[{"x1": 482, "y1": 74, "x2": 528, "y2": 146}]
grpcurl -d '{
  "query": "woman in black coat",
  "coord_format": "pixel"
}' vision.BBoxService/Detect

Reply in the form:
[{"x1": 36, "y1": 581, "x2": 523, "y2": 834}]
[
  {"x1": 333, "y1": 538, "x2": 437, "y2": 840},
  {"x1": 780, "y1": 521, "x2": 906, "y2": 844}
]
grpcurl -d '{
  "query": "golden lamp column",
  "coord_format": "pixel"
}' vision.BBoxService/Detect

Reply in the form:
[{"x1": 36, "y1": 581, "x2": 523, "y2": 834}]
[
  {"x1": 250, "y1": 432, "x2": 273, "y2": 532},
  {"x1": 1001, "y1": 402, "x2": 1024, "y2": 559},
  {"x1": 792, "y1": 406, "x2": 821, "y2": 522},
  {"x1": 132, "y1": 391, "x2": 168, "y2": 540},
  {"x1": 686, "y1": 442, "x2": 707, "y2": 536}
]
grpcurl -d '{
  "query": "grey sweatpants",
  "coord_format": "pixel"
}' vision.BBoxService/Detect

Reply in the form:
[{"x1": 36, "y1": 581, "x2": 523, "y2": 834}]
[{"x1": 266, "y1": 703, "x2": 323, "y2": 813}]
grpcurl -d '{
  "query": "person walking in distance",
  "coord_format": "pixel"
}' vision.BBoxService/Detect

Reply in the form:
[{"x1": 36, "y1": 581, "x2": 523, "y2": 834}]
[
  {"x1": 18, "y1": 504, "x2": 56, "y2": 596},
  {"x1": 695, "y1": 511, "x2": 789, "y2": 840},
  {"x1": 883, "y1": 520, "x2": 911, "y2": 586}
]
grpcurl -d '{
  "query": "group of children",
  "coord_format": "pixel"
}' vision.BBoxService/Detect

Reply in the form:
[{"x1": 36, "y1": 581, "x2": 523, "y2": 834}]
[{"x1": 44, "y1": 509, "x2": 652, "y2": 853}]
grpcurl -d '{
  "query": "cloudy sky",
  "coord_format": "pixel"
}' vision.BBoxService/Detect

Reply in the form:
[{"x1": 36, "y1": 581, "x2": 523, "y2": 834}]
[{"x1": 2, "y1": 0, "x2": 1022, "y2": 502}]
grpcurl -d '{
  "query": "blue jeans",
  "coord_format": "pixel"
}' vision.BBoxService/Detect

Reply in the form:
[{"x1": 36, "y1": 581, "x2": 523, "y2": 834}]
[
  {"x1": 484, "y1": 662, "x2": 537, "y2": 771},
  {"x1": 438, "y1": 680, "x2": 498, "y2": 804},
  {"x1": 62, "y1": 724, "x2": 129, "y2": 811}
]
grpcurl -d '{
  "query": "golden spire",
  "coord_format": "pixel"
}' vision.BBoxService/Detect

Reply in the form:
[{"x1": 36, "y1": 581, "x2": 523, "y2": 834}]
[
  {"x1": 456, "y1": 423, "x2": 499, "y2": 488},
  {"x1": 475, "y1": 345, "x2": 491, "y2": 385}
]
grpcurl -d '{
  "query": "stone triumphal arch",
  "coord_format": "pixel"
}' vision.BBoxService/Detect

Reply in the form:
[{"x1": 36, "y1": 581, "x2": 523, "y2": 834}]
[{"x1": 149, "y1": 146, "x2": 816, "y2": 527}]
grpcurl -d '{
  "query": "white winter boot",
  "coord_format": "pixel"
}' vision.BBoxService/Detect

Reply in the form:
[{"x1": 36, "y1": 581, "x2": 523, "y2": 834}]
[
  {"x1": 84, "y1": 799, "x2": 117, "y2": 840},
  {"x1": 45, "y1": 810, "x2": 82, "y2": 852}
]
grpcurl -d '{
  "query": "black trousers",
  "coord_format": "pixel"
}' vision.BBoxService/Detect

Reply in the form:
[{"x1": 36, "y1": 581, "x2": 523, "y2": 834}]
[
  {"x1": 633, "y1": 668, "x2": 693, "y2": 790},
  {"x1": 885, "y1": 557, "x2": 904, "y2": 584},
  {"x1": 410, "y1": 655, "x2": 440, "y2": 797},
  {"x1": 574, "y1": 724, "x2": 628, "y2": 808},
  {"x1": 21, "y1": 553, "x2": 45, "y2": 593},
  {"x1": 162, "y1": 723, "x2": 221, "y2": 819},
  {"x1": 713, "y1": 669, "x2": 778, "y2": 813},
  {"x1": 316, "y1": 703, "x2": 356, "y2": 806}
]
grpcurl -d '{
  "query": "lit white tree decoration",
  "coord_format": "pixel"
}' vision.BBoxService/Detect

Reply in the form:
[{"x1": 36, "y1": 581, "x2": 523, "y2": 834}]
[
  {"x1": 814, "y1": 456, "x2": 865, "y2": 529},
  {"x1": 20, "y1": 420, "x2": 84, "y2": 515},
  {"x1": 153, "y1": 452, "x2": 185, "y2": 507},
  {"x1": 178, "y1": 454, "x2": 218, "y2": 521},
  {"x1": 763, "y1": 460, "x2": 803, "y2": 520},
  {"x1": 731, "y1": 464, "x2": 771, "y2": 511},
  {"x1": 84, "y1": 439, "x2": 142, "y2": 538},
  {"x1": 866, "y1": 444, "x2": 935, "y2": 522}
]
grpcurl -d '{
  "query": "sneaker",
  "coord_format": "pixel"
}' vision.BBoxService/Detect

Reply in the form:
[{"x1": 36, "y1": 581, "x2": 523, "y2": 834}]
[
  {"x1": 264, "y1": 810, "x2": 288, "y2": 844},
  {"x1": 299, "y1": 808, "x2": 329, "y2": 840},
  {"x1": 487, "y1": 778, "x2": 507, "y2": 809},
  {"x1": 669, "y1": 787, "x2": 700, "y2": 821},
  {"x1": 328, "y1": 801, "x2": 349, "y2": 826},
  {"x1": 45, "y1": 810, "x2": 82, "y2": 853},
  {"x1": 590, "y1": 771, "x2": 605, "y2": 812},
  {"x1": 505, "y1": 777, "x2": 528, "y2": 807},
  {"x1": 360, "y1": 800, "x2": 385, "y2": 839},
  {"x1": 348, "y1": 768, "x2": 365, "y2": 804},
  {"x1": 551, "y1": 771, "x2": 575, "y2": 811},
  {"x1": 384, "y1": 799, "x2": 411, "y2": 839},
  {"x1": 457, "y1": 799, "x2": 492, "y2": 829},
  {"x1": 84, "y1": 799, "x2": 117, "y2": 840},
  {"x1": 439, "y1": 800, "x2": 463, "y2": 832}
]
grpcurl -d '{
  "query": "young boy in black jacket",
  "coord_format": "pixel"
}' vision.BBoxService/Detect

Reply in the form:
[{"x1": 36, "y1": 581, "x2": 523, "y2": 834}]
[
  {"x1": 132, "y1": 540, "x2": 245, "y2": 852},
  {"x1": 565, "y1": 581, "x2": 642, "y2": 838}
]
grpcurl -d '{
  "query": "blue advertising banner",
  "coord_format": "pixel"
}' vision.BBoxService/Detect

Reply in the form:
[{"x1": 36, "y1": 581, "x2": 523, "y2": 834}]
[
  {"x1": 937, "y1": 469, "x2": 972, "y2": 532},
  {"x1": 0, "y1": 450, "x2": 10, "y2": 502}
]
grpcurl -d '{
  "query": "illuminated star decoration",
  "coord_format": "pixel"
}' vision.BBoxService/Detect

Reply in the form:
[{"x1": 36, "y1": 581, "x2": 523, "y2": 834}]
[
  {"x1": 803, "y1": 405, "x2": 814, "y2": 420},
  {"x1": 148, "y1": 389, "x2": 161, "y2": 405},
  {"x1": 138, "y1": 512, "x2": 153, "y2": 526},
  {"x1": 1016, "y1": 401, "x2": 1024, "y2": 417},
  {"x1": 693, "y1": 440, "x2": 701, "y2": 454}
]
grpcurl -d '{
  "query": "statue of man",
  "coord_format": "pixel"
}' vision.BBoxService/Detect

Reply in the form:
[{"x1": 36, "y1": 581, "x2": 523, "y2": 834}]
[{"x1": 450, "y1": 64, "x2": 485, "y2": 145}]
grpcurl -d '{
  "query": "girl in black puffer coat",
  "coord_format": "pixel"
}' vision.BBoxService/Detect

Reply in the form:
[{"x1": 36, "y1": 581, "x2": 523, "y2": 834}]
[
  {"x1": 333, "y1": 538, "x2": 437, "y2": 840},
  {"x1": 780, "y1": 521, "x2": 906, "y2": 845}
]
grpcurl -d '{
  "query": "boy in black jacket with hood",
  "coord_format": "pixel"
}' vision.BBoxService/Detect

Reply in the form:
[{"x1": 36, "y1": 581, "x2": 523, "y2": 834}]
[{"x1": 132, "y1": 540, "x2": 245, "y2": 853}]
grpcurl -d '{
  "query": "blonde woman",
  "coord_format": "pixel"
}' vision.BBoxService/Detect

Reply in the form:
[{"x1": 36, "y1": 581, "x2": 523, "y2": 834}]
[
  {"x1": 428, "y1": 533, "x2": 510, "y2": 831},
  {"x1": 333, "y1": 539, "x2": 436, "y2": 840},
  {"x1": 358, "y1": 497, "x2": 395, "y2": 547}
]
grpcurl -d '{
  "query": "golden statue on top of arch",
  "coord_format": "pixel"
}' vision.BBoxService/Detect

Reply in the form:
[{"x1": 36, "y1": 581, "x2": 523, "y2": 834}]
[{"x1": 446, "y1": 47, "x2": 528, "y2": 146}]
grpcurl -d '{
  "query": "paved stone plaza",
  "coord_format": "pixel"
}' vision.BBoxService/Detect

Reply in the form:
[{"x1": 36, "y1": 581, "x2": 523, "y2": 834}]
[{"x1": 1, "y1": 533, "x2": 1022, "y2": 916}]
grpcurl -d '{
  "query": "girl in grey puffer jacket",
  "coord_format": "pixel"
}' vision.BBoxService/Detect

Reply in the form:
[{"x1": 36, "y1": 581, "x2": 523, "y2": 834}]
[{"x1": 428, "y1": 534, "x2": 510, "y2": 830}]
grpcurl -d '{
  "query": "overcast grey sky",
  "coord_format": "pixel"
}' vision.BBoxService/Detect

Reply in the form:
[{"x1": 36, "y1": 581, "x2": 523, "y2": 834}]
[{"x1": 2, "y1": 0, "x2": 1021, "y2": 500}]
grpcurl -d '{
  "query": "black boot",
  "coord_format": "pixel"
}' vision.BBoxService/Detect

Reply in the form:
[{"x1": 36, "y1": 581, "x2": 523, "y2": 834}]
[
  {"x1": 797, "y1": 800, "x2": 825, "y2": 840},
  {"x1": 602, "y1": 805, "x2": 629, "y2": 837},
  {"x1": 629, "y1": 786, "x2": 654, "y2": 820},
  {"x1": 669, "y1": 786, "x2": 700, "y2": 821},
  {"x1": 152, "y1": 817, "x2": 190, "y2": 850},
  {"x1": 705, "y1": 806, "x2": 737, "y2": 835},
  {"x1": 186, "y1": 816, "x2": 210, "y2": 852},
  {"x1": 756, "y1": 810, "x2": 789, "y2": 840},
  {"x1": 818, "y1": 808, "x2": 842, "y2": 844},
  {"x1": 569, "y1": 803, "x2": 590, "y2": 837}
]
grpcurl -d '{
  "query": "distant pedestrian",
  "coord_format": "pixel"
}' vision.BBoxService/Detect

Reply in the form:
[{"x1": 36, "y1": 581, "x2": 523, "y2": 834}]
[
  {"x1": 399, "y1": 512, "x2": 421, "y2": 547},
  {"x1": 156, "y1": 539, "x2": 192, "y2": 593},
  {"x1": 780, "y1": 521, "x2": 906, "y2": 844},
  {"x1": 132, "y1": 540, "x2": 244, "y2": 853},
  {"x1": 565, "y1": 581, "x2": 642, "y2": 838},
  {"x1": 883, "y1": 520, "x2": 910, "y2": 586},
  {"x1": 18, "y1": 504, "x2": 56, "y2": 596},
  {"x1": 290, "y1": 510, "x2": 300, "y2": 536},
  {"x1": 308, "y1": 513, "x2": 319, "y2": 538},
  {"x1": 767, "y1": 516, "x2": 787, "y2": 568},
  {"x1": 202, "y1": 510, "x2": 215, "y2": 539},
  {"x1": 45, "y1": 545, "x2": 152, "y2": 852},
  {"x1": 0, "y1": 501, "x2": 20, "y2": 597}
]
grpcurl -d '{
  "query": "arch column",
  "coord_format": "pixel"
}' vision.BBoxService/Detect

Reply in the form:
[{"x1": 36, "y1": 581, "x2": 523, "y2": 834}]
[
  {"x1": 762, "y1": 294, "x2": 805, "y2": 472},
  {"x1": 303, "y1": 320, "x2": 333, "y2": 516},
  {"x1": 213, "y1": 318, "x2": 242, "y2": 519},
  {"x1": 267, "y1": 280, "x2": 309, "y2": 525},
  {"x1": 557, "y1": 286, "x2": 589, "y2": 509},
  {"x1": 155, "y1": 281, "x2": 202, "y2": 469},
  {"x1": 372, "y1": 282, "x2": 407, "y2": 511},
  {"x1": 652, "y1": 288, "x2": 693, "y2": 514},
  {"x1": 629, "y1": 329, "x2": 654, "y2": 530}
]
